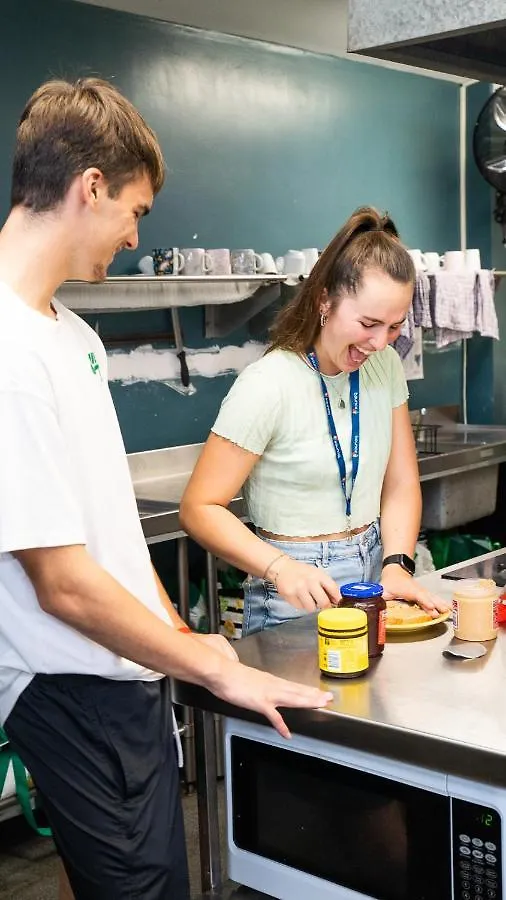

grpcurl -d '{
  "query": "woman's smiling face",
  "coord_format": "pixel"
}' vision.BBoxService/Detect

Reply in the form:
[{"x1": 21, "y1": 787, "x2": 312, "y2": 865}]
[{"x1": 313, "y1": 267, "x2": 413, "y2": 375}]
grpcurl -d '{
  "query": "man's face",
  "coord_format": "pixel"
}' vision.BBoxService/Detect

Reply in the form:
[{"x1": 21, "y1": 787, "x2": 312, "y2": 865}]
[{"x1": 77, "y1": 170, "x2": 153, "y2": 283}]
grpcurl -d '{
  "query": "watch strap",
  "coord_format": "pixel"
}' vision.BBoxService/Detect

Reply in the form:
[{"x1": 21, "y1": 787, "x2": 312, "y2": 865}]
[{"x1": 382, "y1": 553, "x2": 415, "y2": 576}]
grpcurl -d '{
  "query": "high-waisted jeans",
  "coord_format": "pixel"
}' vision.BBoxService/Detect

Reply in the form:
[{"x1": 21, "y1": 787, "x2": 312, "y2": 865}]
[{"x1": 242, "y1": 520, "x2": 382, "y2": 636}]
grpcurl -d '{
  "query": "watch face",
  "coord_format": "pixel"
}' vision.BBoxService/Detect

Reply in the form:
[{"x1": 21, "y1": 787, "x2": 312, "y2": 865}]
[
  {"x1": 400, "y1": 554, "x2": 416, "y2": 575},
  {"x1": 383, "y1": 554, "x2": 416, "y2": 575}
]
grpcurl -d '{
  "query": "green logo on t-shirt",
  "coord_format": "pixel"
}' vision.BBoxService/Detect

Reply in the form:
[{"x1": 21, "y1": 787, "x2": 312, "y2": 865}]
[{"x1": 88, "y1": 352, "x2": 101, "y2": 376}]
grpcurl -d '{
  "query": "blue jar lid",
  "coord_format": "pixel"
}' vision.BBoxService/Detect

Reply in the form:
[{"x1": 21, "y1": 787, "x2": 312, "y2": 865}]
[{"x1": 340, "y1": 581, "x2": 383, "y2": 599}]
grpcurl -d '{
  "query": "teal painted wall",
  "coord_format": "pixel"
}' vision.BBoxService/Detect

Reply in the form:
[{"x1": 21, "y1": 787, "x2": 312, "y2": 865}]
[
  {"x1": 493, "y1": 217, "x2": 506, "y2": 425},
  {"x1": 466, "y1": 82, "x2": 495, "y2": 425},
  {"x1": 2, "y1": 0, "x2": 466, "y2": 448}
]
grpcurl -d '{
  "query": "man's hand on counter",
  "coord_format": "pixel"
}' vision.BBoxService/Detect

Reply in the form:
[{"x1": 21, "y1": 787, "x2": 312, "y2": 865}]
[
  {"x1": 380, "y1": 566, "x2": 451, "y2": 616},
  {"x1": 208, "y1": 662, "x2": 334, "y2": 739}
]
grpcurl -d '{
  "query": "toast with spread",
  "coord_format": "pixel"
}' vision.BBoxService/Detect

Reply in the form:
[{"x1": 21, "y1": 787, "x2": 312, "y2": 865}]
[{"x1": 385, "y1": 599, "x2": 433, "y2": 627}]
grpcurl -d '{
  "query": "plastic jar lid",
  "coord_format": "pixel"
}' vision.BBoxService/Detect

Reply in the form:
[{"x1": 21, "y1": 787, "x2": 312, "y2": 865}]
[
  {"x1": 340, "y1": 581, "x2": 383, "y2": 599},
  {"x1": 318, "y1": 607, "x2": 367, "y2": 632},
  {"x1": 453, "y1": 578, "x2": 497, "y2": 599}
]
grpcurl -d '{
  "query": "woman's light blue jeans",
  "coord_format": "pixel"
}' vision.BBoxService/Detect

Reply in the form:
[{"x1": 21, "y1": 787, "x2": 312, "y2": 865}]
[{"x1": 242, "y1": 520, "x2": 382, "y2": 636}]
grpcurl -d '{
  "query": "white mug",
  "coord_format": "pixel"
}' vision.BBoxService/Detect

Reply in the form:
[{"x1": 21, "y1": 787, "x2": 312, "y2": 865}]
[
  {"x1": 464, "y1": 248, "x2": 481, "y2": 272},
  {"x1": 408, "y1": 249, "x2": 427, "y2": 271},
  {"x1": 301, "y1": 247, "x2": 319, "y2": 275},
  {"x1": 138, "y1": 255, "x2": 155, "y2": 276},
  {"x1": 443, "y1": 250, "x2": 466, "y2": 272},
  {"x1": 423, "y1": 252, "x2": 443, "y2": 274},
  {"x1": 259, "y1": 252, "x2": 277, "y2": 274},
  {"x1": 181, "y1": 248, "x2": 213, "y2": 276},
  {"x1": 276, "y1": 250, "x2": 306, "y2": 277},
  {"x1": 231, "y1": 249, "x2": 263, "y2": 276},
  {"x1": 206, "y1": 248, "x2": 231, "y2": 276}
]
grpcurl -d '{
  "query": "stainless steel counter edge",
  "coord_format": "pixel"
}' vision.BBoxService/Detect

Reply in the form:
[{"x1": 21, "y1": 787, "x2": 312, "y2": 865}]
[
  {"x1": 418, "y1": 440, "x2": 506, "y2": 482},
  {"x1": 174, "y1": 676, "x2": 506, "y2": 788}
]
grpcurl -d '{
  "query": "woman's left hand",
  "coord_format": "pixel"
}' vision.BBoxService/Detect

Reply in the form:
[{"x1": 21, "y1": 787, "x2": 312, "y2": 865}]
[{"x1": 380, "y1": 566, "x2": 451, "y2": 617}]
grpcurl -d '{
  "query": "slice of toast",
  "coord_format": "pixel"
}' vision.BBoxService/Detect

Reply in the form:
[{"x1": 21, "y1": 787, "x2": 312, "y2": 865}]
[{"x1": 385, "y1": 599, "x2": 432, "y2": 626}]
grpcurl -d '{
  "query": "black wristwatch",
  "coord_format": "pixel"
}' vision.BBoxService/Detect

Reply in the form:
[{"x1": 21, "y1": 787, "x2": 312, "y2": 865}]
[{"x1": 382, "y1": 553, "x2": 415, "y2": 576}]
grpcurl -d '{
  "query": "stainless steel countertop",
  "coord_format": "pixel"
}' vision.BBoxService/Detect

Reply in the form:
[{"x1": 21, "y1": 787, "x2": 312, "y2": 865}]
[
  {"x1": 130, "y1": 425, "x2": 506, "y2": 540},
  {"x1": 174, "y1": 550, "x2": 506, "y2": 788}
]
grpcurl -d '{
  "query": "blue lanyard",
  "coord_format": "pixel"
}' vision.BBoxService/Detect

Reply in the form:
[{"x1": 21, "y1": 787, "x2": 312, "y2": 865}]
[{"x1": 307, "y1": 350, "x2": 360, "y2": 525}]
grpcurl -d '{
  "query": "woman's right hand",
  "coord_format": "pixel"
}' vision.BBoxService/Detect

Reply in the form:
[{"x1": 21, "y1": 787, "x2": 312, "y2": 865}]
[{"x1": 274, "y1": 557, "x2": 342, "y2": 611}]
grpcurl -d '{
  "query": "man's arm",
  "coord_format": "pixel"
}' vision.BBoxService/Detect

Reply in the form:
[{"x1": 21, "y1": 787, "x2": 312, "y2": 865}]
[
  {"x1": 15, "y1": 545, "x2": 333, "y2": 737},
  {"x1": 151, "y1": 564, "x2": 187, "y2": 628},
  {"x1": 152, "y1": 563, "x2": 239, "y2": 661}
]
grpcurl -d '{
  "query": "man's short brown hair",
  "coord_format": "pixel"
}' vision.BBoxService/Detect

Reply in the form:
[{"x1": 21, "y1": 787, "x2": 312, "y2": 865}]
[{"x1": 11, "y1": 77, "x2": 165, "y2": 212}]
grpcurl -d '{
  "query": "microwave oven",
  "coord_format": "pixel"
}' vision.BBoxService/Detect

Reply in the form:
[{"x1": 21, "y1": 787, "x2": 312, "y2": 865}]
[{"x1": 225, "y1": 718, "x2": 504, "y2": 900}]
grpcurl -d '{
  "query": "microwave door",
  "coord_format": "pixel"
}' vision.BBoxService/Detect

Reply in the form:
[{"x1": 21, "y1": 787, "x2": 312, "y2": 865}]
[{"x1": 230, "y1": 735, "x2": 452, "y2": 900}]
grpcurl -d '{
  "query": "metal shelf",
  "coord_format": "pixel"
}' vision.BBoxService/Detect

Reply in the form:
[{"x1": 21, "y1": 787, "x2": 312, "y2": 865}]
[{"x1": 56, "y1": 274, "x2": 287, "y2": 313}]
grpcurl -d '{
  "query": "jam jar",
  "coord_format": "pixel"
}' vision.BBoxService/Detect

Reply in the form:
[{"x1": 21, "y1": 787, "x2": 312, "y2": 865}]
[{"x1": 340, "y1": 581, "x2": 386, "y2": 658}]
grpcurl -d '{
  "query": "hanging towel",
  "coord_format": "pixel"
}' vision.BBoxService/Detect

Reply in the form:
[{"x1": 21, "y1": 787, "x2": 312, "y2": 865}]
[
  {"x1": 412, "y1": 272, "x2": 432, "y2": 329},
  {"x1": 429, "y1": 271, "x2": 475, "y2": 348},
  {"x1": 393, "y1": 304, "x2": 415, "y2": 359},
  {"x1": 475, "y1": 270, "x2": 499, "y2": 339}
]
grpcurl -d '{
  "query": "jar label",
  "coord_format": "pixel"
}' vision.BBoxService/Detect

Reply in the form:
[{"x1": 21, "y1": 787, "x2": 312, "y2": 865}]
[
  {"x1": 318, "y1": 633, "x2": 368, "y2": 675},
  {"x1": 378, "y1": 609, "x2": 386, "y2": 645},
  {"x1": 452, "y1": 591, "x2": 499, "y2": 639}
]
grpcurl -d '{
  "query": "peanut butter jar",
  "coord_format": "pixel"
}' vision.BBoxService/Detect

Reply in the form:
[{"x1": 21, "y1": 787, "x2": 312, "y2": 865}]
[{"x1": 452, "y1": 578, "x2": 499, "y2": 642}]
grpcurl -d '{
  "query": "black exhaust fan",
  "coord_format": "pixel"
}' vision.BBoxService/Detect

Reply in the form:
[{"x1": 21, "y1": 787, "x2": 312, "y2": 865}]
[{"x1": 474, "y1": 84, "x2": 506, "y2": 246}]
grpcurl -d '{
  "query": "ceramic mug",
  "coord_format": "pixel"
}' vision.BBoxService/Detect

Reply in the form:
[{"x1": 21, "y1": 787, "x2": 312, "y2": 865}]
[
  {"x1": 442, "y1": 250, "x2": 466, "y2": 272},
  {"x1": 464, "y1": 248, "x2": 481, "y2": 272},
  {"x1": 408, "y1": 249, "x2": 427, "y2": 272},
  {"x1": 301, "y1": 247, "x2": 319, "y2": 275},
  {"x1": 206, "y1": 248, "x2": 231, "y2": 275},
  {"x1": 423, "y1": 252, "x2": 443, "y2": 274},
  {"x1": 276, "y1": 250, "x2": 306, "y2": 277},
  {"x1": 231, "y1": 249, "x2": 263, "y2": 276},
  {"x1": 152, "y1": 248, "x2": 185, "y2": 276},
  {"x1": 181, "y1": 248, "x2": 213, "y2": 275},
  {"x1": 138, "y1": 255, "x2": 155, "y2": 275},
  {"x1": 259, "y1": 252, "x2": 277, "y2": 274}
]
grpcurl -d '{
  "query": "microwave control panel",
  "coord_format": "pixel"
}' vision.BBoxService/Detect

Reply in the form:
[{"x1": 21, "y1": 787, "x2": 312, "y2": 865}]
[{"x1": 452, "y1": 798, "x2": 502, "y2": 900}]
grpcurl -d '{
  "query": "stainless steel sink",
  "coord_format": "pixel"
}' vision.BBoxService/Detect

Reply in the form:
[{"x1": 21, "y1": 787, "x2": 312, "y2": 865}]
[
  {"x1": 415, "y1": 425, "x2": 506, "y2": 529},
  {"x1": 127, "y1": 427, "x2": 506, "y2": 539}
]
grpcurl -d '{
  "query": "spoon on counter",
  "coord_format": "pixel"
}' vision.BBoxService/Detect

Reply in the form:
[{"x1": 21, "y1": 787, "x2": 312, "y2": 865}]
[{"x1": 443, "y1": 642, "x2": 487, "y2": 660}]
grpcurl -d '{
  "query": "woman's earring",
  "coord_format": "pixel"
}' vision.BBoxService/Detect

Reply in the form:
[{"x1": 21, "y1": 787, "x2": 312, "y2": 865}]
[{"x1": 320, "y1": 312, "x2": 328, "y2": 327}]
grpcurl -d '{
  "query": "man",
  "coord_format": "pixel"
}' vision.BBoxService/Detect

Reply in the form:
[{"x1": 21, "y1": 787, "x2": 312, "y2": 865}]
[{"x1": 0, "y1": 77, "x2": 332, "y2": 899}]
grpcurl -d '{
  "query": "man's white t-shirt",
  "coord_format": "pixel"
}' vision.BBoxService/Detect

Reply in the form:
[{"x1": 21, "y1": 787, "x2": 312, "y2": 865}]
[{"x1": 0, "y1": 285, "x2": 168, "y2": 724}]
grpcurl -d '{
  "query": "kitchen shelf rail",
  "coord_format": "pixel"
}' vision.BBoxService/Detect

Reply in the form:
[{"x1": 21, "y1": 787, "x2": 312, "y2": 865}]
[{"x1": 57, "y1": 273, "x2": 287, "y2": 313}]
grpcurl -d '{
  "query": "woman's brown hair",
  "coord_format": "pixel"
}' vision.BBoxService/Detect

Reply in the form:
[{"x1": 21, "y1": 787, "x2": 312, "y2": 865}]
[
  {"x1": 11, "y1": 77, "x2": 165, "y2": 212},
  {"x1": 268, "y1": 206, "x2": 415, "y2": 354}
]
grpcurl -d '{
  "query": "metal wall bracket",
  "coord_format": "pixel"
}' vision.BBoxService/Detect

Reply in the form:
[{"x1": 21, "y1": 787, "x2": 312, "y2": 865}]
[{"x1": 204, "y1": 281, "x2": 283, "y2": 338}]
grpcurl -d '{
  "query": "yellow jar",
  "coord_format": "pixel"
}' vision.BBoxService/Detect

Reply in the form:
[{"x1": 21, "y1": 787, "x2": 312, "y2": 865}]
[
  {"x1": 318, "y1": 608, "x2": 369, "y2": 678},
  {"x1": 452, "y1": 578, "x2": 499, "y2": 642}
]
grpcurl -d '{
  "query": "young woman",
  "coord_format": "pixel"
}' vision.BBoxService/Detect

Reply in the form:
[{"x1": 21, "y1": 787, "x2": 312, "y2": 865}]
[{"x1": 180, "y1": 207, "x2": 449, "y2": 634}]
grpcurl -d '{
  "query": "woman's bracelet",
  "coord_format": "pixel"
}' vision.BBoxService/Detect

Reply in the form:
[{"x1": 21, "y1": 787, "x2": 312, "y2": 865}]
[{"x1": 262, "y1": 552, "x2": 289, "y2": 586}]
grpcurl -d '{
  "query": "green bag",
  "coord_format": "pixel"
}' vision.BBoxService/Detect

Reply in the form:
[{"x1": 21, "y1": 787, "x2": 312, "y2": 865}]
[
  {"x1": 428, "y1": 532, "x2": 502, "y2": 570},
  {"x1": 0, "y1": 728, "x2": 51, "y2": 836}
]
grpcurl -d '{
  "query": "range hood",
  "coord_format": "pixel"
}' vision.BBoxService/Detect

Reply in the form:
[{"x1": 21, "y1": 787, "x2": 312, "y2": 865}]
[{"x1": 348, "y1": 1, "x2": 506, "y2": 82}]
